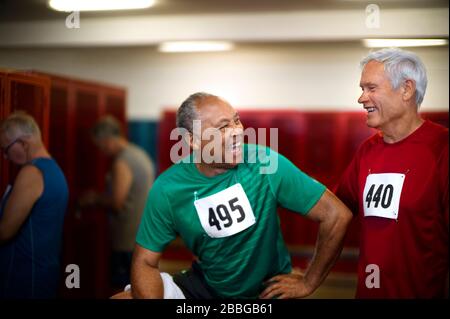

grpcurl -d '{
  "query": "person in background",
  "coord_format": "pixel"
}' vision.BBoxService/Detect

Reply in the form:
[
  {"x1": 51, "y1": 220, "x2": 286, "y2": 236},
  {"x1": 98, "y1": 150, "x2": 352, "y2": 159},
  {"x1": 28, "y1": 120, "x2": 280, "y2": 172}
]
[
  {"x1": 0, "y1": 111, "x2": 69, "y2": 298},
  {"x1": 80, "y1": 115, "x2": 154, "y2": 290},
  {"x1": 336, "y1": 48, "x2": 448, "y2": 298}
]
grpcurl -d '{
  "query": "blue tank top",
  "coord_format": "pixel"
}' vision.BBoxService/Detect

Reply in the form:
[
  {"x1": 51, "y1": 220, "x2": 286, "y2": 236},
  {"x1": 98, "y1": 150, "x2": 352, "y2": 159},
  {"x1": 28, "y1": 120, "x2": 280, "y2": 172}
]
[{"x1": 0, "y1": 158, "x2": 69, "y2": 299}]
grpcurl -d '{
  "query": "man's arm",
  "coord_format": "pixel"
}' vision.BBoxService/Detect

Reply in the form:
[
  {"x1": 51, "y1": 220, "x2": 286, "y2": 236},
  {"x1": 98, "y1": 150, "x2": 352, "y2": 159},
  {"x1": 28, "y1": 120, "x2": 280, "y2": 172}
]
[
  {"x1": 0, "y1": 165, "x2": 43, "y2": 244},
  {"x1": 130, "y1": 244, "x2": 164, "y2": 298},
  {"x1": 260, "y1": 189, "x2": 352, "y2": 299},
  {"x1": 109, "y1": 159, "x2": 133, "y2": 213}
]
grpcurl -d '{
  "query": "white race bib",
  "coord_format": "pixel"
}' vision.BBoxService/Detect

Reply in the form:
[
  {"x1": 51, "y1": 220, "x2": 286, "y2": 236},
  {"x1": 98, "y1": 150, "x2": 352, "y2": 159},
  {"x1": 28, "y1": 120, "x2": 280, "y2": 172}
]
[
  {"x1": 363, "y1": 173, "x2": 405, "y2": 220},
  {"x1": 194, "y1": 183, "x2": 256, "y2": 238}
]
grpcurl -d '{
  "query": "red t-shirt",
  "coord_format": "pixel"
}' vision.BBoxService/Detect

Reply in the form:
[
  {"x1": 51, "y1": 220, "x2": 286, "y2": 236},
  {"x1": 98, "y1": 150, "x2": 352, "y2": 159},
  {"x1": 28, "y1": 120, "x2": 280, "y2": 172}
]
[{"x1": 336, "y1": 120, "x2": 448, "y2": 298}]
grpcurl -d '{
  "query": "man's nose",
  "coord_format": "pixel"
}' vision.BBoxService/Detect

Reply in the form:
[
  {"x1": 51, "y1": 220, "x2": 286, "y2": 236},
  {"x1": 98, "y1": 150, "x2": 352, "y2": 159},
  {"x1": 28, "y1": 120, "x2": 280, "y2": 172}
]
[
  {"x1": 358, "y1": 90, "x2": 368, "y2": 104},
  {"x1": 230, "y1": 124, "x2": 243, "y2": 136}
]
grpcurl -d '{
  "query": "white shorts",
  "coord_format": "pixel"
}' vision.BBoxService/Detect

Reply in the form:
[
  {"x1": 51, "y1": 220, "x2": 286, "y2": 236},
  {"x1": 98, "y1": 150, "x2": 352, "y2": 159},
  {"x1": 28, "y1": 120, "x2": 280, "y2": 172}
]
[{"x1": 124, "y1": 272, "x2": 186, "y2": 299}]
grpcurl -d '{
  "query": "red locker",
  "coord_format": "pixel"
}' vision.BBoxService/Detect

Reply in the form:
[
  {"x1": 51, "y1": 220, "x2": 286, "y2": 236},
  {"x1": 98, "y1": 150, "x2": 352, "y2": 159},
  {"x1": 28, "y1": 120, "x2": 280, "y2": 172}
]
[
  {"x1": 33, "y1": 72, "x2": 127, "y2": 298},
  {"x1": 0, "y1": 70, "x2": 50, "y2": 194}
]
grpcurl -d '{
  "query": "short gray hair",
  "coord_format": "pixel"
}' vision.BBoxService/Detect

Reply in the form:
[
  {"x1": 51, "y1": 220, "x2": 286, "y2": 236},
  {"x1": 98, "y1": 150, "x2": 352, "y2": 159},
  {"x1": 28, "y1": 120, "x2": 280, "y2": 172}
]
[
  {"x1": 0, "y1": 111, "x2": 41, "y2": 140},
  {"x1": 361, "y1": 48, "x2": 427, "y2": 106},
  {"x1": 92, "y1": 115, "x2": 123, "y2": 139},
  {"x1": 176, "y1": 92, "x2": 218, "y2": 132}
]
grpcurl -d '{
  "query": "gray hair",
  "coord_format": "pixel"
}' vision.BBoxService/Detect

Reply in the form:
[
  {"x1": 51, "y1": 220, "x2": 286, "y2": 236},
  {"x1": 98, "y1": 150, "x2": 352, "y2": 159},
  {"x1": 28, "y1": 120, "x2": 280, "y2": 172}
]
[
  {"x1": 361, "y1": 48, "x2": 427, "y2": 107},
  {"x1": 176, "y1": 92, "x2": 218, "y2": 132},
  {"x1": 0, "y1": 111, "x2": 41, "y2": 140},
  {"x1": 92, "y1": 115, "x2": 123, "y2": 139}
]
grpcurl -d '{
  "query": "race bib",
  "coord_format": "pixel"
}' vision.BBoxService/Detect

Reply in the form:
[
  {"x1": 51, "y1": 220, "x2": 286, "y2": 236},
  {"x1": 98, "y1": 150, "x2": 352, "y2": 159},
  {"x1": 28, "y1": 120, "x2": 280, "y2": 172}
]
[
  {"x1": 194, "y1": 183, "x2": 256, "y2": 238},
  {"x1": 363, "y1": 173, "x2": 405, "y2": 220}
]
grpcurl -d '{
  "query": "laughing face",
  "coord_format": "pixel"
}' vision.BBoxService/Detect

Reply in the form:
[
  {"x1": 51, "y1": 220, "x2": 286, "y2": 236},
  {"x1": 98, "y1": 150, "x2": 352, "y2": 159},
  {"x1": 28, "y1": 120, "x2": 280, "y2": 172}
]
[
  {"x1": 195, "y1": 97, "x2": 244, "y2": 169},
  {"x1": 358, "y1": 60, "x2": 409, "y2": 131}
]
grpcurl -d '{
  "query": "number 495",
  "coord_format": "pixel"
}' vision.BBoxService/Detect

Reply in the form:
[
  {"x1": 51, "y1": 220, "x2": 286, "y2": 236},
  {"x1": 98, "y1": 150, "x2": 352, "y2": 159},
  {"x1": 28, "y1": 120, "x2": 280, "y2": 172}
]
[{"x1": 209, "y1": 197, "x2": 245, "y2": 231}]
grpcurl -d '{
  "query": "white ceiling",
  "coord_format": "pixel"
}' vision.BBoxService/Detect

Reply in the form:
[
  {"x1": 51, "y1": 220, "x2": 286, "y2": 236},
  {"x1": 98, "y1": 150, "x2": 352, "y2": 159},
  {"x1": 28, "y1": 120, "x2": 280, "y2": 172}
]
[
  {"x1": 1, "y1": 0, "x2": 448, "y2": 22},
  {"x1": 0, "y1": 0, "x2": 448, "y2": 48}
]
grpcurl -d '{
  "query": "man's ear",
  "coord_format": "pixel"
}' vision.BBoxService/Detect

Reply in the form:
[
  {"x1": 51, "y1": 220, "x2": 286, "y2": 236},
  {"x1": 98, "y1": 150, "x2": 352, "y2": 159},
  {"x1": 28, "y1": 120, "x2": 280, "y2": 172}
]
[{"x1": 402, "y1": 79, "x2": 416, "y2": 103}]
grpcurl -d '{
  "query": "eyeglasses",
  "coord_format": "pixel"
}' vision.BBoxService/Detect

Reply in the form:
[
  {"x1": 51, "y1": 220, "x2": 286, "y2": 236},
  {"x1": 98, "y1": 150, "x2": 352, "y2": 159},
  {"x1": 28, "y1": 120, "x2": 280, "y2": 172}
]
[{"x1": 1, "y1": 137, "x2": 22, "y2": 157}]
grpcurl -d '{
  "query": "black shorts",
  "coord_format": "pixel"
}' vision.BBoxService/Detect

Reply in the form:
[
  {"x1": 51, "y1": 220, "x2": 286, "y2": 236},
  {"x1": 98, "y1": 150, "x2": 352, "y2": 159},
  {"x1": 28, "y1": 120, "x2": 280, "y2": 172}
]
[{"x1": 172, "y1": 261, "x2": 219, "y2": 299}]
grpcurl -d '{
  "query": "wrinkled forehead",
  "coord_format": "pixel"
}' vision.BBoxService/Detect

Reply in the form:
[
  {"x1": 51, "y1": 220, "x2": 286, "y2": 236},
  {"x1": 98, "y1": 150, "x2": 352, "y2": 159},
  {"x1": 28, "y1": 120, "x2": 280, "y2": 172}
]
[
  {"x1": 362, "y1": 60, "x2": 386, "y2": 75},
  {"x1": 360, "y1": 60, "x2": 389, "y2": 84},
  {"x1": 197, "y1": 97, "x2": 235, "y2": 121}
]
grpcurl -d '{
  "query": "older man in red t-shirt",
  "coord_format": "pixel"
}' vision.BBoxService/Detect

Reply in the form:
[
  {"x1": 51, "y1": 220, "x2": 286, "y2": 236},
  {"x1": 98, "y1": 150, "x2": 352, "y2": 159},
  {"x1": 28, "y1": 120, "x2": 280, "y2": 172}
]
[{"x1": 336, "y1": 48, "x2": 448, "y2": 298}]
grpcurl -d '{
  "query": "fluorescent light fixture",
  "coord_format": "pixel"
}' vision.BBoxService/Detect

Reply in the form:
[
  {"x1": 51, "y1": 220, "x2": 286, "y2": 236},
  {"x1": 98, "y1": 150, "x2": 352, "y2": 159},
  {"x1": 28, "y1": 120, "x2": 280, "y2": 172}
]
[
  {"x1": 158, "y1": 41, "x2": 234, "y2": 53},
  {"x1": 363, "y1": 38, "x2": 448, "y2": 48},
  {"x1": 48, "y1": 0, "x2": 155, "y2": 12}
]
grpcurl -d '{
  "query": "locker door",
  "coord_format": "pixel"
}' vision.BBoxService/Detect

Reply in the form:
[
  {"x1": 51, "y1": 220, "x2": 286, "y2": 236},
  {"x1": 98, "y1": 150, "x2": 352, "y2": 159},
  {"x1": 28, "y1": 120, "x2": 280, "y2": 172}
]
[
  {"x1": 7, "y1": 73, "x2": 50, "y2": 146},
  {"x1": 45, "y1": 77, "x2": 80, "y2": 299},
  {"x1": 1, "y1": 72, "x2": 50, "y2": 187},
  {"x1": 72, "y1": 83, "x2": 111, "y2": 298},
  {"x1": 74, "y1": 84, "x2": 106, "y2": 194},
  {"x1": 49, "y1": 80, "x2": 75, "y2": 187}
]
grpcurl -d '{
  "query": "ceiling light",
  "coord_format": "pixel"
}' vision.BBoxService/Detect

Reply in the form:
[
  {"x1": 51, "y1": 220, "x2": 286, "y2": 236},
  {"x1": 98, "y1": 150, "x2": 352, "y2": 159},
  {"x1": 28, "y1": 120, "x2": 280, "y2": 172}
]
[
  {"x1": 158, "y1": 41, "x2": 235, "y2": 53},
  {"x1": 48, "y1": 0, "x2": 156, "y2": 12},
  {"x1": 363, "y1": 38, "x2": 448, "y2": 48}
]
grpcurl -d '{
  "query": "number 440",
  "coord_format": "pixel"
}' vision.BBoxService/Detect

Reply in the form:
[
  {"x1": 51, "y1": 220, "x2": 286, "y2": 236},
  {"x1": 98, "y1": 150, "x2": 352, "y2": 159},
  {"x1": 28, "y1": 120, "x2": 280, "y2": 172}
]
[{"x1": 365, "y1": 184, "x2": 394, "y2": 209}]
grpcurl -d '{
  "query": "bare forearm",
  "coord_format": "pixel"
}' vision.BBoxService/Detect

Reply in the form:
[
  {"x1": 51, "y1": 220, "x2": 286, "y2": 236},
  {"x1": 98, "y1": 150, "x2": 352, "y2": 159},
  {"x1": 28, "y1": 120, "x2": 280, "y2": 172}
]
[
  {"x1": 130, "y1": 263, "x2": 164, "y2": 299},
  {"x1": 303, "y1": 215, "x2": 350, "y2": 291}
]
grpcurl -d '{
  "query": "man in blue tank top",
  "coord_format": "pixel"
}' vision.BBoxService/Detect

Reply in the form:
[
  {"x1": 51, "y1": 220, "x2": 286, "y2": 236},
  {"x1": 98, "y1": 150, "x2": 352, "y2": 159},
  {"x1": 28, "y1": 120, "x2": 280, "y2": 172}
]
[{"x1": 0, "y1": 111, "x2": 69, "y2": 299}]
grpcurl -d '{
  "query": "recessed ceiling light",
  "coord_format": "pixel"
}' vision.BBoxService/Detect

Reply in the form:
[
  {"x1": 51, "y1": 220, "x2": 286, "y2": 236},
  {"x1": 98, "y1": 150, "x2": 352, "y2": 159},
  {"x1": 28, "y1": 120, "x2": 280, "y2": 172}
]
[
  {"x1": 363, "y1": 38, "x2": 449, "y2": 48},
  {"x1": 158, "y1": 41, "x2": 235, "y2": 53},
  {"x1": 48, "y1": 0, "x2": 156, "y2": 12}
]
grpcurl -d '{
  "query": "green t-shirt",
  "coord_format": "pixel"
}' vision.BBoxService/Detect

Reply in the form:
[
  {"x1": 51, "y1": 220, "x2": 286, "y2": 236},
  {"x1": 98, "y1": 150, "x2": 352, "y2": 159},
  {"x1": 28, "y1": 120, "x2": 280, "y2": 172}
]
[{"x1": 136, "y1": 144, "x2": 326, "y2": 298}]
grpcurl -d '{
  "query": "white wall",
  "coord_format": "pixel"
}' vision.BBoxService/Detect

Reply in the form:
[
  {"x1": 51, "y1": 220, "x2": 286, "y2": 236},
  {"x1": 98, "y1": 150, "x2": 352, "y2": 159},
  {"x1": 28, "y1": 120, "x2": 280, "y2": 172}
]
[{"x1": 0, "y1": 43, "x2": 448, "y2": 120}]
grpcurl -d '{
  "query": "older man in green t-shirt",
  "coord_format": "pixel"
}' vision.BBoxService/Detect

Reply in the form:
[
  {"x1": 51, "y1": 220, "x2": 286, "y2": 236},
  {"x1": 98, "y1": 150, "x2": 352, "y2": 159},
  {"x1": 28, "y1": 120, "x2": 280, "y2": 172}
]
[{"x1": 126, "y1": 92, "x2": 352, "y2": 299}]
